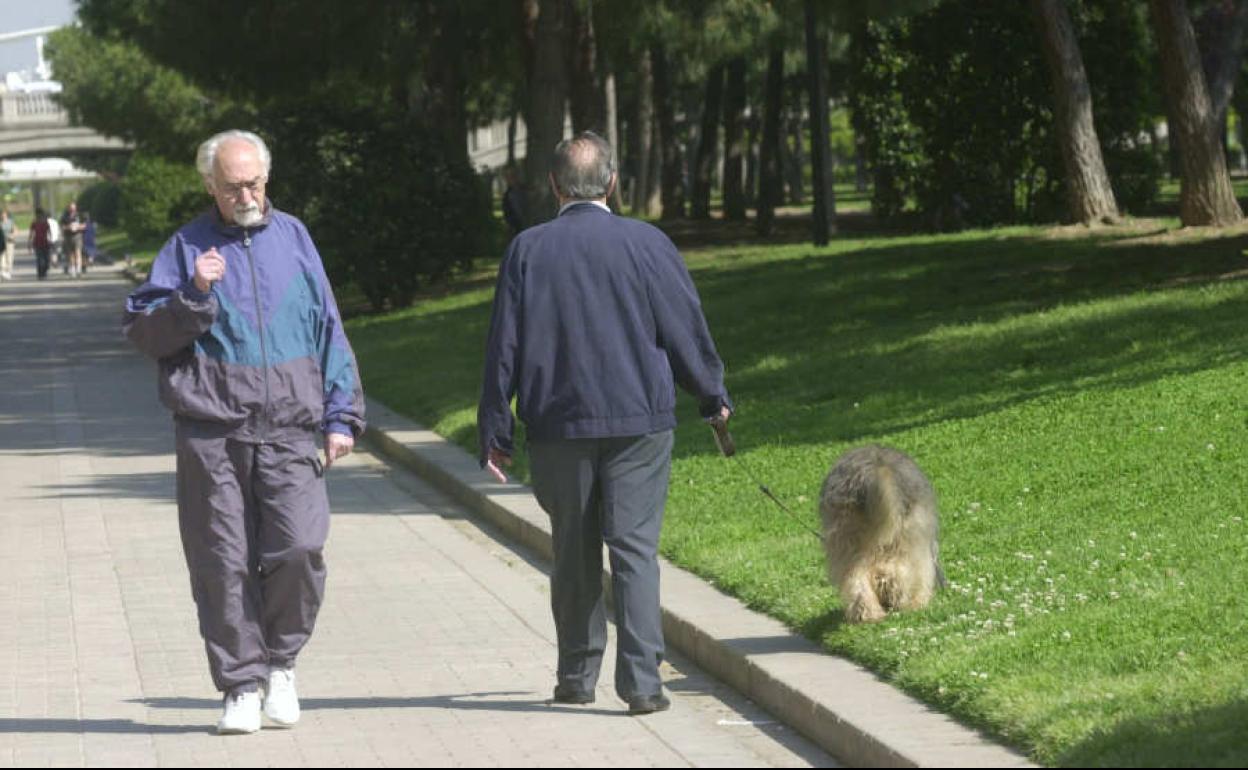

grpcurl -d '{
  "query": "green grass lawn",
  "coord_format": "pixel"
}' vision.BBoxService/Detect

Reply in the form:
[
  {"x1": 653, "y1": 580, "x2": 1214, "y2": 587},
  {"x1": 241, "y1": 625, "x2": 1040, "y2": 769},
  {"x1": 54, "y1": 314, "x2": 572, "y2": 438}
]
[{"x1": 348, "y1": 217, "x2": 1248, "y2": 766}]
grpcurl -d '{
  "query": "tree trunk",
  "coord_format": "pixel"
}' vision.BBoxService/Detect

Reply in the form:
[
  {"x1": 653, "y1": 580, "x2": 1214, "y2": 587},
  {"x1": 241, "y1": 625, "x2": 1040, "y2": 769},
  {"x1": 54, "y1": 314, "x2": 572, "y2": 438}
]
[
  {"x1": 1030, "y1": 0, "x2": 1120, "y2": 224},
  {"x1": 1197, "y1": 0, "x2": 1248, "y2": 136},
  {"x1": 422, "y1": 2, "x2": 468, "y2": 167},
  {"x1": 784, "y1": 113, "x2": 805, "y2": 205},
  {"x1": 647, "y1": 119, "x2": 663, "y2": 215},
  {"x1": 568, "y1": 0, "x2": 606, "y2": 134},
  {"x1": 692, "y1": 62, "x2": 725, "y2": 219},
  {"x1": 1150, "y1": 0, "x2": 1243, "y2": 226},
  {"x1": 745, "y1": 113, "x2": 760, "y2": 208},
  {"x1": 507, "y1": 103, "x2": 519, "y2": 168},
  {"x1": 855, "y1": 135, "x2": 869, "y2": 193},
  {"x1": 604, "y1": 66, "x2": 625, "y2": 211},
  {"x1": 722, "y1": 57, "x2": 747, "y2": 221},
  {"x1": 805, "y1": 0, "x2": 836, "y2": 243},
  {"x1": 632, "y1": 48, "x2": 658, "y2": 216},
  {"x1": 653, "y1": 43, "x2": 685, "y2": 220},
  {"x1": 522, "y1": 0, "x2": 569, "y2": 226},
  {"x1": 757, "y1": 43, "x2": 785, "y2": 236}
]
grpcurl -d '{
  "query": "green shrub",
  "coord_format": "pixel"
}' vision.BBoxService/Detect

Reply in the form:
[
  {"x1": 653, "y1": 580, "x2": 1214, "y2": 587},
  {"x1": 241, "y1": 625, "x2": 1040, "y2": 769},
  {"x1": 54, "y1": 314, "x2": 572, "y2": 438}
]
[
  {"x1": 119, "y1": 152, "x2": 204, "y2": 242},
  {"x1": 77, "y1": 180, "x2": 122, "y2": 227},
  {"x1": 265, "y1": 102, "x2": 497, "y2": 312}
]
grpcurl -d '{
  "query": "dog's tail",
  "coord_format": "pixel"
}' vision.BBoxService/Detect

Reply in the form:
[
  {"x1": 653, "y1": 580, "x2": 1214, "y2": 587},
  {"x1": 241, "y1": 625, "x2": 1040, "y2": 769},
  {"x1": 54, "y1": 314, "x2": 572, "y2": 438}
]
[{"x1": 864, "y1": 463, "x2": 905, "y2": 546}]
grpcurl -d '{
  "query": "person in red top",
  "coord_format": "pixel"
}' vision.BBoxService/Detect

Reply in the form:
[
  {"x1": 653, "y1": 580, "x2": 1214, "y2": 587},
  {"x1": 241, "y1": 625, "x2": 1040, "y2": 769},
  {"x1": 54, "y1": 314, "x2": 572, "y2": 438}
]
[{"x1": 27, "y1": 208, "x2": 51, "y2": 279}]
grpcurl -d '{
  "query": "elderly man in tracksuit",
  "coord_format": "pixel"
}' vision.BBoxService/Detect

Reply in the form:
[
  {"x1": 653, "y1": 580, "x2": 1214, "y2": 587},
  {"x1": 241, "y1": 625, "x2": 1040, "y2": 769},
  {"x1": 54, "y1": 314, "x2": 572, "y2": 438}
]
[
  {"x1": 124, "y1": 130, "x2": 365, "y2": 735},
  {"x1": 478, "y1": 132, "x2": 731, "y2": 715}
]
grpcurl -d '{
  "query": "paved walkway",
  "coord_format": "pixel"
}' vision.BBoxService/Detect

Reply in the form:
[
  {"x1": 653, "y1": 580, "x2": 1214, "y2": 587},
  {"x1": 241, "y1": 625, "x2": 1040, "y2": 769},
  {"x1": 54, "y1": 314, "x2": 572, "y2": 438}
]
[{"x1": 0, "y1": 250, "x2": 834, "y2": 767}]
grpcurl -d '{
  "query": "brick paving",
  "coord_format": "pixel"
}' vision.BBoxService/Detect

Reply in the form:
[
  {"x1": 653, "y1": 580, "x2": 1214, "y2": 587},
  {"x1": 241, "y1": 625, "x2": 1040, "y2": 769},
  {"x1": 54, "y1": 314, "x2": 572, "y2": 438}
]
[{"x1": 0, "y1": 251, "x2": 834, "y2": 768}]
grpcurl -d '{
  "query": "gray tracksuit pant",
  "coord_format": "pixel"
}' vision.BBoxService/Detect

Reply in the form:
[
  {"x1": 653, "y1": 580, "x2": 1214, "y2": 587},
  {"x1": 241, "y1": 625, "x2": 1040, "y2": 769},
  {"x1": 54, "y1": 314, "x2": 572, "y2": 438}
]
[
  {"x1": 528, "y1": 430, "x2": 673, "y2": 700},
  {"x1": 175, "y1": 424, "x2": 330, "y2": 693}
]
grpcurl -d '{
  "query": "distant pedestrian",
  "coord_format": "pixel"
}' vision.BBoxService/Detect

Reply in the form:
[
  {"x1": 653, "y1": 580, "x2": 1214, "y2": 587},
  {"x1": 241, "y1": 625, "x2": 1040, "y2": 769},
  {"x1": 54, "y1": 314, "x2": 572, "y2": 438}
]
[
  {"x1": 60, "y1": 202, "x2": 85, "y2": 277},
  {"x1": 0, "y1": 210, "x2": 12, "y2": 280},
  {"x1": 46, "y1": 213, "x2": 60, "y2": 269},
  {"x1": 27, "y1": 209, "x2": 51, "y2": 279},
  {"x1": 478, "y1": 132, "x2": 732, "y2": 715},
  {"x1": 501, "y1": 164, "x2": 527, "y2": 235},
  {"x1": 123, "y1": 130, "x2": 365, "y2": 735},
  {"x1": 82, "y1": 213, "x2": 97, "y2": 268}
]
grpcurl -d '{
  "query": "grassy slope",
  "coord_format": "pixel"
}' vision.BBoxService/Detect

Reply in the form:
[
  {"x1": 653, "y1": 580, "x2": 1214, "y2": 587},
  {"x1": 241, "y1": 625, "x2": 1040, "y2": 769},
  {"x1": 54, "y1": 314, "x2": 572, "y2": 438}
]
[{"x1": 348, "y1": 219, "x2": 1248, "y2": 766}]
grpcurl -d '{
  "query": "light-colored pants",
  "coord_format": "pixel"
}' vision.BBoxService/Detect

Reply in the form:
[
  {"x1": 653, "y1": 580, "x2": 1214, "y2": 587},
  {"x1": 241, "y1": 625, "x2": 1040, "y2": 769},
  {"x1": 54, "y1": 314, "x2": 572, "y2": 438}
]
[{"x1": 1, "y1": 241, "x2": 12, "y2": 276}]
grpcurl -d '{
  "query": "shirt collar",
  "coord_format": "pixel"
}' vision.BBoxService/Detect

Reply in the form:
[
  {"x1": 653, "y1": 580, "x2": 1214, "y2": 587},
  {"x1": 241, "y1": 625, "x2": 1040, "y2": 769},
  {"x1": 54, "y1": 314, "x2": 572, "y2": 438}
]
[{"x1": 558, "y1": 200, "x2": 611, "y2": 216}]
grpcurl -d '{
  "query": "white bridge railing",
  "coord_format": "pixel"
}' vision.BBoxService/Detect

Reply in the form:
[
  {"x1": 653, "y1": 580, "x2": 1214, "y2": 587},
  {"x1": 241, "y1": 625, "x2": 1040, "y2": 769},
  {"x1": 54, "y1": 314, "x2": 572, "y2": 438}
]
[{"x1": 0, "y1": 91, "x2": 68, "y2": 127}]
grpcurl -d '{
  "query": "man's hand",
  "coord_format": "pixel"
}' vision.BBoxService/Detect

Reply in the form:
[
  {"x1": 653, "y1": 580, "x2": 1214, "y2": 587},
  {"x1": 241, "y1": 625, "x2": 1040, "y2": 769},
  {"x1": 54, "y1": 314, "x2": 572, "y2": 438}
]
[
  {"x1": 486, "y1": 447, "x2": 512, "y2": 482},
  {"x1": 193, "y1": 248, "x2": 226, "y2": 293},
  {"x1": 324, "y1": 431, "x2": 354, "y2": 469}
]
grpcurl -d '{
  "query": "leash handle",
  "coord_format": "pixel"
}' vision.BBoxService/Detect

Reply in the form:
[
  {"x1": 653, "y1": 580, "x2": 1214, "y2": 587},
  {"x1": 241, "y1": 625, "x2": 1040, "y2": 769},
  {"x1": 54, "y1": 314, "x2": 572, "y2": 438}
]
[{"x1": 707, "y1": 415, "x2": 736, "y2": 457}]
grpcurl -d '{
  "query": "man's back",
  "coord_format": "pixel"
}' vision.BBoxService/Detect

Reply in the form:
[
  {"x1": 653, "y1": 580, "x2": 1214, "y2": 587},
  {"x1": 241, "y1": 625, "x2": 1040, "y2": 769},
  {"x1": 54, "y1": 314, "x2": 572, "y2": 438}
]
[{"x1": 480, "y1": 202, "x2": 727, "y2": 448}]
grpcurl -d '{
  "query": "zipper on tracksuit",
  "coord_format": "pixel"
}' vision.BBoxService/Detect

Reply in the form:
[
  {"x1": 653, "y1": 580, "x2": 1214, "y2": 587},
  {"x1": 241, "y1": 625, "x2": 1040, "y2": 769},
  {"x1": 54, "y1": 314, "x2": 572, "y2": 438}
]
[{"x1": 243, "y1": 230, "x2": 270, "y2": 442}]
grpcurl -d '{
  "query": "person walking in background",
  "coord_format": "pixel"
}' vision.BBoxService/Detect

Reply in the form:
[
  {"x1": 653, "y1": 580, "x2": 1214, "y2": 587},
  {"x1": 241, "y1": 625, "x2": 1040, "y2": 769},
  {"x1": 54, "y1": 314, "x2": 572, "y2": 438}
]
[
  {"x1": 0, "y1": 210, "x2": 12, "y2": 280},
  {"x1": 123, "y1": 129, "x2": 365, "y2": 735},
  {"x1": 60, "y1": 202, "x2": 85, "y2": 277},
  {"x1": 27, "y1": 209, "x2": 51, "y2": 280},
  {"x1": 477, "y1": 132, "x2": 732, "y2": 716},
  {"x1": 501, "y1": 164, "x2": 527, "y2": 236},
  {"x1": 82, "y1": 213, "x2": 97, "y2": 270},
  {"x1": 46, "y1": 212, "x2": 60, "y2": 271}
]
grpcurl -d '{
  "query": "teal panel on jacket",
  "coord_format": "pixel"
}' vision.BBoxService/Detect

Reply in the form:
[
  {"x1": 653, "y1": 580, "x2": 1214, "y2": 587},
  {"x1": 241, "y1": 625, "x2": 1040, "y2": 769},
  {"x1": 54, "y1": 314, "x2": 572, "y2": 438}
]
[
  {"x1": 194, "y1": 272, "x2": 325, "y2": 368},
  {"x1": 196, "y1": 291, "x2": 263, "y2": 366}
]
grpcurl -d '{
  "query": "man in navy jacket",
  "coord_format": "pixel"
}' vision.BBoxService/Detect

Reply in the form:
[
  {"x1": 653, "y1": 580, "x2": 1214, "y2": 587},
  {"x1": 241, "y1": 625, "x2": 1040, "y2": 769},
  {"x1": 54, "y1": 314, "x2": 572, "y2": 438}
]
[{"x1": 478, "y1": 131, "x2": 731, "y2": 715}]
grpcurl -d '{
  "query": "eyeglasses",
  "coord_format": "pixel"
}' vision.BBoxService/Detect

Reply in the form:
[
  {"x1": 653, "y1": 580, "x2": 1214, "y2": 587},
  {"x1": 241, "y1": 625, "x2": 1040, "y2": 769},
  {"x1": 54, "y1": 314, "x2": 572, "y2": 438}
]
[{"x1": 216, "y1": 176, "x2": 267, "y2": 200}]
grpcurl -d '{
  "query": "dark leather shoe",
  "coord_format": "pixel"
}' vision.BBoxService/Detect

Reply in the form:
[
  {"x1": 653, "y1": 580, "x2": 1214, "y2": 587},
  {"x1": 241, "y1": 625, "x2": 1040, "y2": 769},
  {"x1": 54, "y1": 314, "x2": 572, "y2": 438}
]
[
  {"x1": 552, "y1": 684, "x2": 595, "y2": 705},
  {"x1": 626, "y1": 693, "x2": 670, "y2": 715}
]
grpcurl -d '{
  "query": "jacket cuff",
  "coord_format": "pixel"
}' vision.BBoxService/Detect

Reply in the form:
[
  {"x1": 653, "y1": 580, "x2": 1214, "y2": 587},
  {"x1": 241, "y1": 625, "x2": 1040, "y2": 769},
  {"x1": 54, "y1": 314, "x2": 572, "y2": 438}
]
[
  {"x1": 698, "y1": 394, "x2": 733, "y2": 419},
  {"x1": 179, "y1": 280, "x2": 212, "y2": 304},
  {"x1": 325, "y1": 421, "x2": 355, "y2": 438}
]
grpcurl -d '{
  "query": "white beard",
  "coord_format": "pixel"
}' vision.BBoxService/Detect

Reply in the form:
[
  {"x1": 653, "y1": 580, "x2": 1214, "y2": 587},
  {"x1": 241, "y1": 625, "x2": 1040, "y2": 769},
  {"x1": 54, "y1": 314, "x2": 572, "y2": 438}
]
[{"x1": 233, "y1": 203, "x2": 263, "y2": 227}]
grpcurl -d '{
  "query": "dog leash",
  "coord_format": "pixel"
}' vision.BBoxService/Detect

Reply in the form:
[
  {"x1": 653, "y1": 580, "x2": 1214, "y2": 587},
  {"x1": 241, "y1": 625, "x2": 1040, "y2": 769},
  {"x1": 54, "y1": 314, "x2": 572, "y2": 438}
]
[{"x1": 708, "y1": 417, "x2": 823, "y2": 540}]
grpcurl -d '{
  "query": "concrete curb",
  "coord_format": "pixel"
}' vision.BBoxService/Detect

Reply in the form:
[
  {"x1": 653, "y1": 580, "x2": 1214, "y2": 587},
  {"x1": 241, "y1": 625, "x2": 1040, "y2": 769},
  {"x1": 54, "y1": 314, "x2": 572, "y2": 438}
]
[{"x1": 363, "y1": 397, "x2": 1037, "y2": 768}]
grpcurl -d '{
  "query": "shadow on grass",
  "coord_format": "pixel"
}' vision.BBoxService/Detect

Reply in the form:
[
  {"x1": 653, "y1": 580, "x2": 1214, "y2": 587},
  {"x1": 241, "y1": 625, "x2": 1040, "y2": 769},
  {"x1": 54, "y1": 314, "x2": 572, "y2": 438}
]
[{"x1": 1058, "y1": 697, "x2": 1248, "y2": 768}]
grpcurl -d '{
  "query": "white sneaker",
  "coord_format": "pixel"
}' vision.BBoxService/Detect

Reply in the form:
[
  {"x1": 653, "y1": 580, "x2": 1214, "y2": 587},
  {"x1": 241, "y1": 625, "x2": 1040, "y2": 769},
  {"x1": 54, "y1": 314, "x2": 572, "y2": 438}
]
[
  {"x1": 217, "y1": 690, "x2": 262, "y2": 735},
  {"x1": 263, "y1": 666, "x2": 300, "y2": 727}
]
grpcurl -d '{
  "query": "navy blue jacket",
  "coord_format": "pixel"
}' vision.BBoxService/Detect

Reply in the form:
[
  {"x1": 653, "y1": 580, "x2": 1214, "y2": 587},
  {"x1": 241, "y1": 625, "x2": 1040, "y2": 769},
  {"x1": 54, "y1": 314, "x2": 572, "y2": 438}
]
[{"x1": 477, "y1": 203, "x2": 731, "y2": 461}]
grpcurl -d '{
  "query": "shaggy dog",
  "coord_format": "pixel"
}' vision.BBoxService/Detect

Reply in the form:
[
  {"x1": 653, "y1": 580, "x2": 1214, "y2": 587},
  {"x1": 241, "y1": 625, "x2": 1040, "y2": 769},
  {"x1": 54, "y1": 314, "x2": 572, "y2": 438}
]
[{"x1": 819, "y1": 445, "x2": 945, "y2": 623}]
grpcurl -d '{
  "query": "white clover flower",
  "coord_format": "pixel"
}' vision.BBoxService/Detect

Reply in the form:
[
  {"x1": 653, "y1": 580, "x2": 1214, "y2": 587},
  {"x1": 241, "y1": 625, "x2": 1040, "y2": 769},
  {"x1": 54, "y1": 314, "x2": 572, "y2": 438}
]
[{"x1": 1061, "y1": 631, "x2": 1072, "y2": 641}]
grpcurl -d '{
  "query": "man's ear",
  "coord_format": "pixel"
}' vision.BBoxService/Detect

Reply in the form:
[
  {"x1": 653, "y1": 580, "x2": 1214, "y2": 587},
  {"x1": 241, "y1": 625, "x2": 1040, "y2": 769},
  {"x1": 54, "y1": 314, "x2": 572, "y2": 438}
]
[
  {"x1": 548, "y1": 173, "x2": 561, "y2": 199},
  {"x1": 607, "y1": 172, "x2": 618, "y2": 199}
]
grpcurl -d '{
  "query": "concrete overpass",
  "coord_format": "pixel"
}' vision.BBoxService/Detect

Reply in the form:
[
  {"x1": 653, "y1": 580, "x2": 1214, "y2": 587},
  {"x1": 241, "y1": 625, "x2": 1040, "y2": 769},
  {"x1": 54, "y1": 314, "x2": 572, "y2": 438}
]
[{"x1": 0, "y1": 89, "x2": 130, "y2": 159}]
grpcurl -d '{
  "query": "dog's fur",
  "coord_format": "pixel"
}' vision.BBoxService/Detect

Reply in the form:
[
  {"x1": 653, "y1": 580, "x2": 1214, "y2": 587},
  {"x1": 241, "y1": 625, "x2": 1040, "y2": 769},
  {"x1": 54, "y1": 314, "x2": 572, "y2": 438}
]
[{"x1": 819, "y1": 445, "x2": 945, "y2": 623}]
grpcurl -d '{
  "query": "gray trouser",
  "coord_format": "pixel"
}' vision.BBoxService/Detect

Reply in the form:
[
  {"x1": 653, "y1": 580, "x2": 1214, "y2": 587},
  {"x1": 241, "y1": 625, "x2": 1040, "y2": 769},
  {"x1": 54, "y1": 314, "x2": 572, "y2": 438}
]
[
  {"x1": 175, "y1": 427, "x2": 330, "y2": 693},
  {"x1": 528, "y1": 430, "x2": 673, "y2": 700}
]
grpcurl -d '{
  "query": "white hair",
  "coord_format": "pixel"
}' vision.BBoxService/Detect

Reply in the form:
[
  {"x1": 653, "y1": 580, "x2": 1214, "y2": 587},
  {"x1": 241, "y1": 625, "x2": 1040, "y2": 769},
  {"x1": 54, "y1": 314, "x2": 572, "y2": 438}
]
[{"x1": 196, "y1": 130, "x2": 272, "y2": 187}]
